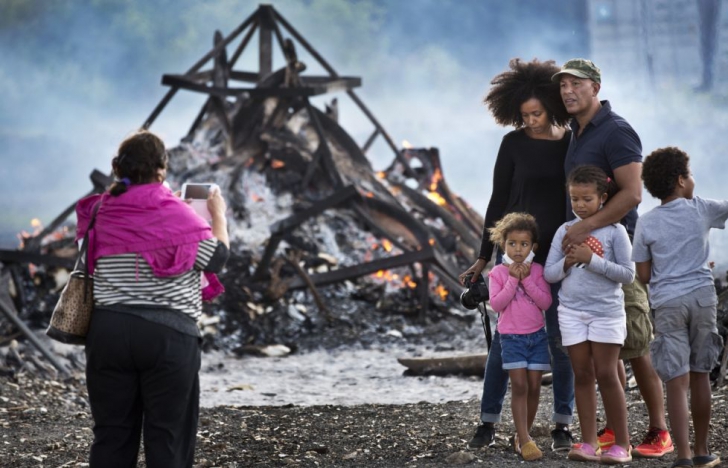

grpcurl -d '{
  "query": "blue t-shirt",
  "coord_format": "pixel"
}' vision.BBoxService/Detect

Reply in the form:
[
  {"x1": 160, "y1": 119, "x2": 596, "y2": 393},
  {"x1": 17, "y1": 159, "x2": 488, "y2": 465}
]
[
  {"x1": 632, "y1": 196, "x2": 728, "y2": 308},
  {"x1": 564, "y1": 100, "x2": 643, "y2": 235}
]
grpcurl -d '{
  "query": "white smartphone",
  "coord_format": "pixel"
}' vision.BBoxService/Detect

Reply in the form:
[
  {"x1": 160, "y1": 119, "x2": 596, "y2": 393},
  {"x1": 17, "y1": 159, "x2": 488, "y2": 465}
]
[{"x1": 181, "y1": 183, "x2": 218, "y2": 221}]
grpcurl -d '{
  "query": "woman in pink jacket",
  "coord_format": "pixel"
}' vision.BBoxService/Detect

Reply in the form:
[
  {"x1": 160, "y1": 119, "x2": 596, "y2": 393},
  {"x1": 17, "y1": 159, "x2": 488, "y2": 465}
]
[{"x1": 76, "y1": 130, "x2": 229, "y2": 467}]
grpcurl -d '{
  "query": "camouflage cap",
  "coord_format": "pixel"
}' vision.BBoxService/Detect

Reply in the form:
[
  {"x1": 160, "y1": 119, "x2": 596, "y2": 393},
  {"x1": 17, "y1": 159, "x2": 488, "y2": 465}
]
[{"x1": 551, "y1": 58, "x2": 601, "y2": 84}]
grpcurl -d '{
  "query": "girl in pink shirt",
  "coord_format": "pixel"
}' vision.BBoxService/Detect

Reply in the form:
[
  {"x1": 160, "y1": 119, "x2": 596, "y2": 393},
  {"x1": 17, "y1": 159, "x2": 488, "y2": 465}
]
[{"x1": 488, "y1": 212, "x2": 552, "y2": 460}]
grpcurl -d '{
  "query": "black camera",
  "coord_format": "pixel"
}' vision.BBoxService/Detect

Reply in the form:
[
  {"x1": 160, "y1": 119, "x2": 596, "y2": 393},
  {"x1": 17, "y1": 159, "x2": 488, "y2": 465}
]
[{"x1": 460, "y1": 273, "x2": 489, "y2": 310}]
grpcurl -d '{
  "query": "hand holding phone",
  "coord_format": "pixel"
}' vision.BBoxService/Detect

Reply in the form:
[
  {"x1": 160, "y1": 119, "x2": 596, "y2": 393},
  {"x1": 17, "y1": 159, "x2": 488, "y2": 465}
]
[{"x1": 181, "y1": 183, "x2": 219, "y2": 221}]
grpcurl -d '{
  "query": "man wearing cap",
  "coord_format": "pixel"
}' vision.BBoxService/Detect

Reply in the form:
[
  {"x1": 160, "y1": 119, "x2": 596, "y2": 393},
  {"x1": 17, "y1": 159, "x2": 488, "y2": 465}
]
[{"x1": 552, "y1": 59, "x2": 673, "y2": 460}]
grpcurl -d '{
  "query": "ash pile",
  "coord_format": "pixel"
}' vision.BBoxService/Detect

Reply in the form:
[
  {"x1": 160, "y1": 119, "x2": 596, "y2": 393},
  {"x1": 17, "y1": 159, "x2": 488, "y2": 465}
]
[{"x1": 0, "y1": 5, "x2": 489, "y2": 377}]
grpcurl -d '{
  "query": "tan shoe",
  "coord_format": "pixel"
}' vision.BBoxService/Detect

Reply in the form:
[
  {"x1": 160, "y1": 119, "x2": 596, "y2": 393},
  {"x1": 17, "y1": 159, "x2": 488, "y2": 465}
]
[{"x1": 520, "y1": 440, "x2": 543, "y2": 461}]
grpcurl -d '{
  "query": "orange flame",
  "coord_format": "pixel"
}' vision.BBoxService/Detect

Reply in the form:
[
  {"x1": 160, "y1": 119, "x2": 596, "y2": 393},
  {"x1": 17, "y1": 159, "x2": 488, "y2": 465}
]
[
  {"x1": 429, "y1": 168, "x2": 443, "y2": 191},
  {"x1": 402, "y1": 140, "x2": 413, "y2": 149},
  {"x1": 374, "y1": 270, "x2": 399, "y2": 282},
  {"x1": 428, "y1": 238, "x2": 435, "y2": 246},
  {"x1": 403, "y1": 275, "x2": 417, "y2": 289},
  {"x1": 381, "y1": 239, "x2": 393, "y2": 252},
  {"x1": 376, "y1": 171, "x2": 386, "y2": 179},
  {"x1": 271, "y1": 159, "x2": 285, "y2": 169},
  {"x1": 435, "y1": 285, "x2": 449, "y2": 300},
  {"x1": 427, "y1": 191, "x2": 447, "y2": 206}
]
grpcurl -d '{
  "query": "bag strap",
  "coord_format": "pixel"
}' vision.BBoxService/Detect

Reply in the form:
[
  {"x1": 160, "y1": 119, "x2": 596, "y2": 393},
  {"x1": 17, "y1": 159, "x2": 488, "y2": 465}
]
[
  {"x1": 75, "y1": 201, "x2": 102, "y2": 303},
  {"x1": 73, "y1": 201, "x2": 102, "y2": 272}
]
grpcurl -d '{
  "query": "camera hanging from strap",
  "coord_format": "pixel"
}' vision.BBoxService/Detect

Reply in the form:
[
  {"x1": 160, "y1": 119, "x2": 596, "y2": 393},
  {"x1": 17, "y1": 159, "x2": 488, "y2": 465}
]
[{"x1": 477, "y1": 302, "x2": 492, "y2": 351}]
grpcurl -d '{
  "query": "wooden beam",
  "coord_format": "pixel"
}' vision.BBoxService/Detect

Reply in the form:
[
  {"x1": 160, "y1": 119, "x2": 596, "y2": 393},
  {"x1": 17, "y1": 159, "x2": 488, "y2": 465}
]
[
  {"x1": 229, "y1": 70, "x2": 261, "y2": 82},
  {"x1": 0, "y1": 251, "x2": 75, "y2": 269},
  {"x1": 286, "y1": 247, "x2": 435, "y2": 289},
  {"x1": 227, "y1": 21, "x2": 259, "y2": 71},
  {"x1": 259, "y1": 5, "x2": 274, "y2": 77},
  {"x1": 142, "y1": 9, "x2": 258, "y2": 129},
  {"x1": 361, "y1": 128, "x2": 379, "y2": 154},
  {"x1": 272, "y1": 7, "x2": 416, "y2": 180},
  {"x1": 0, "y1": 293, "x2": 70, "y2": 377},
  {"x1": 162, "y1": 74, "x2": 359, "y2": 98}
]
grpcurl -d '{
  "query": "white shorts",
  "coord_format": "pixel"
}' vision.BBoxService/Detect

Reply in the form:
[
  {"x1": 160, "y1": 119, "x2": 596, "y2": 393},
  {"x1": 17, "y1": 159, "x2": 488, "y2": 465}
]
[{"x1": 557, "y1": 305, "x2": 627, "y2": 347}]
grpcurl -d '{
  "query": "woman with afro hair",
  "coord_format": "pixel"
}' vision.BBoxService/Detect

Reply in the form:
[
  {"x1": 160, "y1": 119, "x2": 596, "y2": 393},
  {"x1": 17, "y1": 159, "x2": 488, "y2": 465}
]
[{"x1": 458, "y1": 58, "x2": 575, "y2": 454}]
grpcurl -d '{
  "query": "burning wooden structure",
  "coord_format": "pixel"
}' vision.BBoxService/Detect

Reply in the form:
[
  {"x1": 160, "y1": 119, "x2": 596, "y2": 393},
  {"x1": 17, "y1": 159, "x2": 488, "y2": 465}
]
[
  {"x1": 0, "y1": 4, "x2": 492, "y2": 374},
  {"x1": 2, "y1": 4, "x2": 728, "y2": 385}
]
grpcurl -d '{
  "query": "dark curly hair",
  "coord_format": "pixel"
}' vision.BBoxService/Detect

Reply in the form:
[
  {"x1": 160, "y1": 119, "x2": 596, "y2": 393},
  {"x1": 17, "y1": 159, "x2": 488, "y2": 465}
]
[
  {"x1": 567, "y1": 165, "x2": 617, "y2": 200},
  {"x1": 488, "y1": 212, "x2": 539, "y2": 249},
  {"x1": 110, "y1": 130, "x2": 168, "y2": 196},
  {"x1": 484, "y1": 58, "x2": 571, "y2": 127},
  {"x1": 642, "y1": 147, "x2": 690, "y2": 200}
]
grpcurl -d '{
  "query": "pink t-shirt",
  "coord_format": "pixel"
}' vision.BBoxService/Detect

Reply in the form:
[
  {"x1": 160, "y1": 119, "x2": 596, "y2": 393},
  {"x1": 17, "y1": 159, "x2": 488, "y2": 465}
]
[{"x1": 488, "y1": 263, "x2": 552, "y2": 335}]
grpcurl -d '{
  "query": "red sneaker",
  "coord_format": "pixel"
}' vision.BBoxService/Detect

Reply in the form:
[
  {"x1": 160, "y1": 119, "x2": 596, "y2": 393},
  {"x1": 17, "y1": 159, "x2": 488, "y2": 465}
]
[
  {"x1": 597, "y1": 427, "x2": 615, "y2": 450},
  {"x1": 633, "y1": 427, "x2": 674, "y2": 458}
]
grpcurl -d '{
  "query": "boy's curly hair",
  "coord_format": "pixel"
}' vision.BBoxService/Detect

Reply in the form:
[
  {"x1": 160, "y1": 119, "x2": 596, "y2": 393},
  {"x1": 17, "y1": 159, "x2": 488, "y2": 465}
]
[
  {"x1": 484, "y1": 58, "x2": 571, "y2": 128},
  {"x1": 642, "y1": 147, "x2": 691, "y2": 200},
  {"x1": 488, "y1": 212, "x2": 539, "y2": 249}
]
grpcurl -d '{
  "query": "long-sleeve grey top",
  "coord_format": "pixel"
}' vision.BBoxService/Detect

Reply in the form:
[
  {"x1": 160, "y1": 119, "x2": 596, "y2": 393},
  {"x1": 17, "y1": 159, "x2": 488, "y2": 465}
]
[{"x1": 544, "y1": 219, "x2": 635, "y2": 317}]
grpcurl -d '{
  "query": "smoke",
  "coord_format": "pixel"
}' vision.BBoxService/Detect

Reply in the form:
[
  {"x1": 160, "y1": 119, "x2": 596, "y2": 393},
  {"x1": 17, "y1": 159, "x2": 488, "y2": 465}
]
[{"x1": 4, "y1": 0, "x2": 728, "y2": 273}]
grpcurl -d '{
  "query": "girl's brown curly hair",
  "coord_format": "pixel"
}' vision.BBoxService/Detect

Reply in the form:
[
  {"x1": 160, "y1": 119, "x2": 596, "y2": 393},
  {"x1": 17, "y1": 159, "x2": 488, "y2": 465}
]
[
  {"x1": 484, "y1": 58, "x2": 571, "y2": 128},
  {"x1": 488, "y1": 212, "x2": 539, "y2": 249}
]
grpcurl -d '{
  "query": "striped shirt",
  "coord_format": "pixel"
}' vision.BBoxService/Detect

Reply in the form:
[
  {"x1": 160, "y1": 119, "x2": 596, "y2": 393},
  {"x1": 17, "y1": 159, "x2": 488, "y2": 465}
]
[{"x1": 93, "y1": 238, "x2": 221, "y2": 320}]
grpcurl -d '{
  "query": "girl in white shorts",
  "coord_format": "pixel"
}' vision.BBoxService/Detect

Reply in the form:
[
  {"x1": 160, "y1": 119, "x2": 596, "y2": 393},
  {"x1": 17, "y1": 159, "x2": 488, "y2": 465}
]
[{"x1": 544, "y1": 166, "x2": 636, "y2": 465}]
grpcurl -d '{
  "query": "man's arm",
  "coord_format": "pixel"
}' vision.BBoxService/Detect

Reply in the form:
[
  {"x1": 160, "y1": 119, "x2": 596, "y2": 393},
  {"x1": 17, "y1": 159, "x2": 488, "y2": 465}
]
[
  {"x1": 636, "y1": 261, "x2": 652, "y2": 284},
  {"x1": 562, "y1": 162, "x2": 642, "y2": 248}
]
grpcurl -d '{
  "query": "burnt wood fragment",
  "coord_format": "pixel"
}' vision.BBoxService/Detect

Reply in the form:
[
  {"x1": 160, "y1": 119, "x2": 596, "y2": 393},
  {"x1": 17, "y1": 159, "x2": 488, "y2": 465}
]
[{"x1": 286, "y1": 248, "x2": 436, "y2": 289}]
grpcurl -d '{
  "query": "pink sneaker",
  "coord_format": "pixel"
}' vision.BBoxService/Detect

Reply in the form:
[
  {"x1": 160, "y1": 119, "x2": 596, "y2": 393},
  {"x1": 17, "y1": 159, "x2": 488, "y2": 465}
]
[
  {"x1": 568, "y1": 442, "x2": 601, "y2": 462},
  {"x1": 601, "y1": 444, "x2": 632, "y2": 465}
]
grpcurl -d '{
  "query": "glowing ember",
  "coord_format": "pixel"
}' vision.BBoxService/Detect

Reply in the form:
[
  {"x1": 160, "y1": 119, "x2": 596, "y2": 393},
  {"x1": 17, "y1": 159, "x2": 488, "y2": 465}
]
[
  {"x1": 251, "y1": 194, "x2": 264, "y2": 202},
  {"x1": 429, "y1": 168, "x2": 443, "y2": 192},
  {"x1": 376, "y1": 171, "x2": 386, "y2": 179},
  {"x1": 427, "y1": 191, "x2": 447, "y2": 206},
  {"x1": 403, "y1": 275, "x2": 417, "y2": 288},
  {"x1": 428, "y1": 238, "x2": 435, "y2": 246},
  {"x1": 381, "y1": 239, "x2": 393, "y2": 252},
  {"x1": 374, "y1": 270, "x2": 399, "y2": 282},
  {"x1": 364, "y1": 191, "x2": 374, "y2": 198},
  {"x1": 271, "y1": 159, "x2": 285, "y2": 169}
]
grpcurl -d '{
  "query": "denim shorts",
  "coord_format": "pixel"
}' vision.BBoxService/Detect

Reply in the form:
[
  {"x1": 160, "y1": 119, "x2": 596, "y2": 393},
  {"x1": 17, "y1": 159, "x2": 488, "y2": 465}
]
[
  {"x1": 500, "y1": 328, "x2": 551, "y2": 371},
  {"x1": 650, "y1": 285, "x2": 724, "y2": 382}
]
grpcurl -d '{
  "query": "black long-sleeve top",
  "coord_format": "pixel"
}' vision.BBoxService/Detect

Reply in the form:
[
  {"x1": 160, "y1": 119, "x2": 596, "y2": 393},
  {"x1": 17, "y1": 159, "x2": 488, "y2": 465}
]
[{"x1": 479, "y1": 128, "x2": 571, "y2": 266}]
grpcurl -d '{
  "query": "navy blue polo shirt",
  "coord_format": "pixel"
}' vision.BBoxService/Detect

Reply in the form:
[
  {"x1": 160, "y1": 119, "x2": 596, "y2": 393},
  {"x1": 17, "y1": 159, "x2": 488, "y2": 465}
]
[{"x1": 564, "y1": 100, "x2": 642, "y2": 234}]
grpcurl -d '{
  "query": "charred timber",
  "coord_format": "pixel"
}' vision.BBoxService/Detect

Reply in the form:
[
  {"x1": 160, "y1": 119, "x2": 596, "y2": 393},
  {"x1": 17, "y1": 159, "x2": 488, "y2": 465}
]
[{"x1": 161, "y1": 74, "x2": 361, "y2": 98}]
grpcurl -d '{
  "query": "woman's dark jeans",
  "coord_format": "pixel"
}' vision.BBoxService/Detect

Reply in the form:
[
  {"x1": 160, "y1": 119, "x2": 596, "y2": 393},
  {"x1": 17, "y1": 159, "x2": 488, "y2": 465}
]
[{"x1": 478, "y1": 257, "x2": 574, "y2": 425}]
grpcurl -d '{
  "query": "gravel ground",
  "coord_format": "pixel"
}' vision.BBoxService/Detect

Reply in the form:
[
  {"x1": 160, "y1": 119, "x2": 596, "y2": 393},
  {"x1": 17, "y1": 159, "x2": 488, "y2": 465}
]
[{"x1": 1, "y1": 363, "x2": 727, "y2": 467}]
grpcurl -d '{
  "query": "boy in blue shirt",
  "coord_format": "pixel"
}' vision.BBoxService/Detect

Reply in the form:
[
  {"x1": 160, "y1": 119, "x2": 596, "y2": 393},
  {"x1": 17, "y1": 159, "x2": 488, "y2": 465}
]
[{"x1": 632, "y1": 146, "x2": 725, "y2": 468}]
